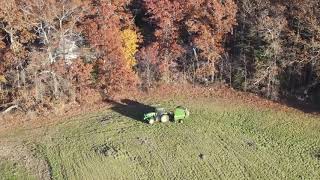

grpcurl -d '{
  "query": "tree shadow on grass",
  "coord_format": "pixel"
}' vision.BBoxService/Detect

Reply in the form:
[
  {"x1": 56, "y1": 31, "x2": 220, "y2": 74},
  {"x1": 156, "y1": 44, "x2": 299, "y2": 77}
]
[
  {"x1": 106, "y1": 99, "x2": 155, "y2": 123},
  {"x1": 280, "y1": 98, "x2": 320, "y2": 115}
]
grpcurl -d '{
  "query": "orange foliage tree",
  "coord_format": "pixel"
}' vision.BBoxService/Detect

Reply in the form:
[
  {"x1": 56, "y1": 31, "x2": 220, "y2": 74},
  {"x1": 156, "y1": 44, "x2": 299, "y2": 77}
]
[
  {"x1": 84, "y1": 1, "x2": 137, "y2": 98},
  {"x1": 144, "y1": 0, "x2": 185, "y2": 82},
  {"x1": 143, "y1": 0, "x2": 237, "y2": 82},
  {"x1": 184, "y1": 0, "x2": 237, "y2": 81}
]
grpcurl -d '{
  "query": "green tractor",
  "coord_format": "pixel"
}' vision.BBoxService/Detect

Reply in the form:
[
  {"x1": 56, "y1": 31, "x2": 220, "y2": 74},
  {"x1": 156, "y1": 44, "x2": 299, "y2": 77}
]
[{"x1": 144, "y1": 106, "x2": 190, "y2": 125}]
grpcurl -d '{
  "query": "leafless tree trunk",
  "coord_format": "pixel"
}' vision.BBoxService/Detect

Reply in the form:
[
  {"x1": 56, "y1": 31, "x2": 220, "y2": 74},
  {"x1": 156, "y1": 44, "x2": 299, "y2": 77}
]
[
  {"x1": 243, "y1": 53, "x2": 247, "y2": 92},
  {"x1": 193, "y1": 48, "x2": 199, "y2": 86}
]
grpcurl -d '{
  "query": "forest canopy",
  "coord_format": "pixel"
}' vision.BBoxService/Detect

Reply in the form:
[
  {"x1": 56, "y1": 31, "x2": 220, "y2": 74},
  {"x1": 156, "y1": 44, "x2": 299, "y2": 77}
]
[{"x1": 0, "y1": 0, "x2": 319, "y2": 114}]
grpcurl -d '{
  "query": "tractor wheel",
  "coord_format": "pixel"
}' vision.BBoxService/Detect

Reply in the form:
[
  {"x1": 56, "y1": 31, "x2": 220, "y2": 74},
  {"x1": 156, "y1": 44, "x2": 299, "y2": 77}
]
[
  {"x1": 149, "y1": 118, "x2": 155, "y2": 125},
  {"x1": 160, "y1": 114, "x2": 170, "y2": 123}
]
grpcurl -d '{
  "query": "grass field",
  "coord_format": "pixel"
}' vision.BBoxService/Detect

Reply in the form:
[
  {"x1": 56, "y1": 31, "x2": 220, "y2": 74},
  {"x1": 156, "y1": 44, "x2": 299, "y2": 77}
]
[
  {"x1": 0, "y1": 160, "x2": 35, "y2": 180},
  {"x1": 0, "y1": 94, "x2": 320, "y2": 180}
]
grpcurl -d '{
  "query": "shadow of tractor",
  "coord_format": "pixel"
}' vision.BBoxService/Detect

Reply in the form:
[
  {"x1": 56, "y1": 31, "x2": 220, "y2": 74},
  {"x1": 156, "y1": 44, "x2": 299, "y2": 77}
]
[{"x1": 106, "y1": 99, "x2": 155, "y2": 123}]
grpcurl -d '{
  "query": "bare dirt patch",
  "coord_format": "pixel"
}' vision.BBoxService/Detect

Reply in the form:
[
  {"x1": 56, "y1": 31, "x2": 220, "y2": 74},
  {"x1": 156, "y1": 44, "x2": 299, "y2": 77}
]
[{"x1": 93, "y1": 144, "x2": 119, "y2": 157}]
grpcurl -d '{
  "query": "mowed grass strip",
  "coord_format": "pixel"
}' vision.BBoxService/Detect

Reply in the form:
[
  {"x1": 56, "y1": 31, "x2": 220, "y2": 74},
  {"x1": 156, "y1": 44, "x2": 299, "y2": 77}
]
[{"x1": 1, "y1": 97, "x2": 320, "y2": 179}]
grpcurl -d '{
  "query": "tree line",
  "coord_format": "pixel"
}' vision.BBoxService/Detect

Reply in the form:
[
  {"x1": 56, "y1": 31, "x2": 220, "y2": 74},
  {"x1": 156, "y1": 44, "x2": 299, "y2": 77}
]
[{"x1": 0, "y1": 0, "x2": 319, "y2": 114}]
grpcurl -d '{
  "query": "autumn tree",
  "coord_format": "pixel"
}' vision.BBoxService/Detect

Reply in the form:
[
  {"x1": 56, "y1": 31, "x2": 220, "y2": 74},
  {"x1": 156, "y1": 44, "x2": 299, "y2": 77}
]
[
  {"x1": 141, "y1": 0, "x2": 237, "y2": 83},
  {"x1": 183, "y1": 0, "x2": 237, "y2": 82},
  {"x1": 0, "y1": 0, "x2": 37, "y2": 111},
  {"x1": 2, "y1": 0, "x2": 320, "y2": 115},
  {"x1": 232, "y1": 0, "x2": 320, "y2": 102},
  {"x1": 0, "y1": 0, "x2": 95, "y2": 113},
  {"x1": 121, "y1": 28, "x2": 140, "y2": 68},
  {"x1": 143, "y1": 0, "x2": 185, "y2": 82},
  {"x1": 247, "y1": 4, "x2": 287, "y2": 99},
  {"x1": 84, "y1": 0, "x2": 138, "y2": 98},
  {"x1": 136, "y1": 43, "x2": 159, "y2": 88},
  {"x1": 283, "y1": 0, "x2": 320, "y2": 102}
]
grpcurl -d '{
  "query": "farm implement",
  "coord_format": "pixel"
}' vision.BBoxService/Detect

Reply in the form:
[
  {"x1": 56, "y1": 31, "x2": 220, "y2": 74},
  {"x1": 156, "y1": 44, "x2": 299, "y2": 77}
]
[{"x1": 144, "y1": 106, "x2": 190, "y2": 125}]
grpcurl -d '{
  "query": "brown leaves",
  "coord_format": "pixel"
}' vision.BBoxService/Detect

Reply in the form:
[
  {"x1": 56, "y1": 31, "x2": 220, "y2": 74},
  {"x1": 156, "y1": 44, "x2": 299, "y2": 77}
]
[
  {"x1": 143, "y1": 0, "x2": 237, "y2": 81},
  {"x1": 185, "y1": 0, "x2": 237, "y2": 60},
  {"x1": 84, "y1": 1, "x2": 138, "y2": 98},
  {"x1": 0, "y1": 0, "x2": 239, "y2": 114}
]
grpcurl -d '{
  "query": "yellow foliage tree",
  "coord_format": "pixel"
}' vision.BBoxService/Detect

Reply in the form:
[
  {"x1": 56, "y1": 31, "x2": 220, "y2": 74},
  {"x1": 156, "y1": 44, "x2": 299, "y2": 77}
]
[
  {"x1": 0, "y1": 41, "x2": 5, "y2": 49},
  {"x1": 121, "y1": 29, "x2": 139, "y2": 68},
  {"x1": 0, "y1": 75, "x2": 6, "y2": 83}
]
